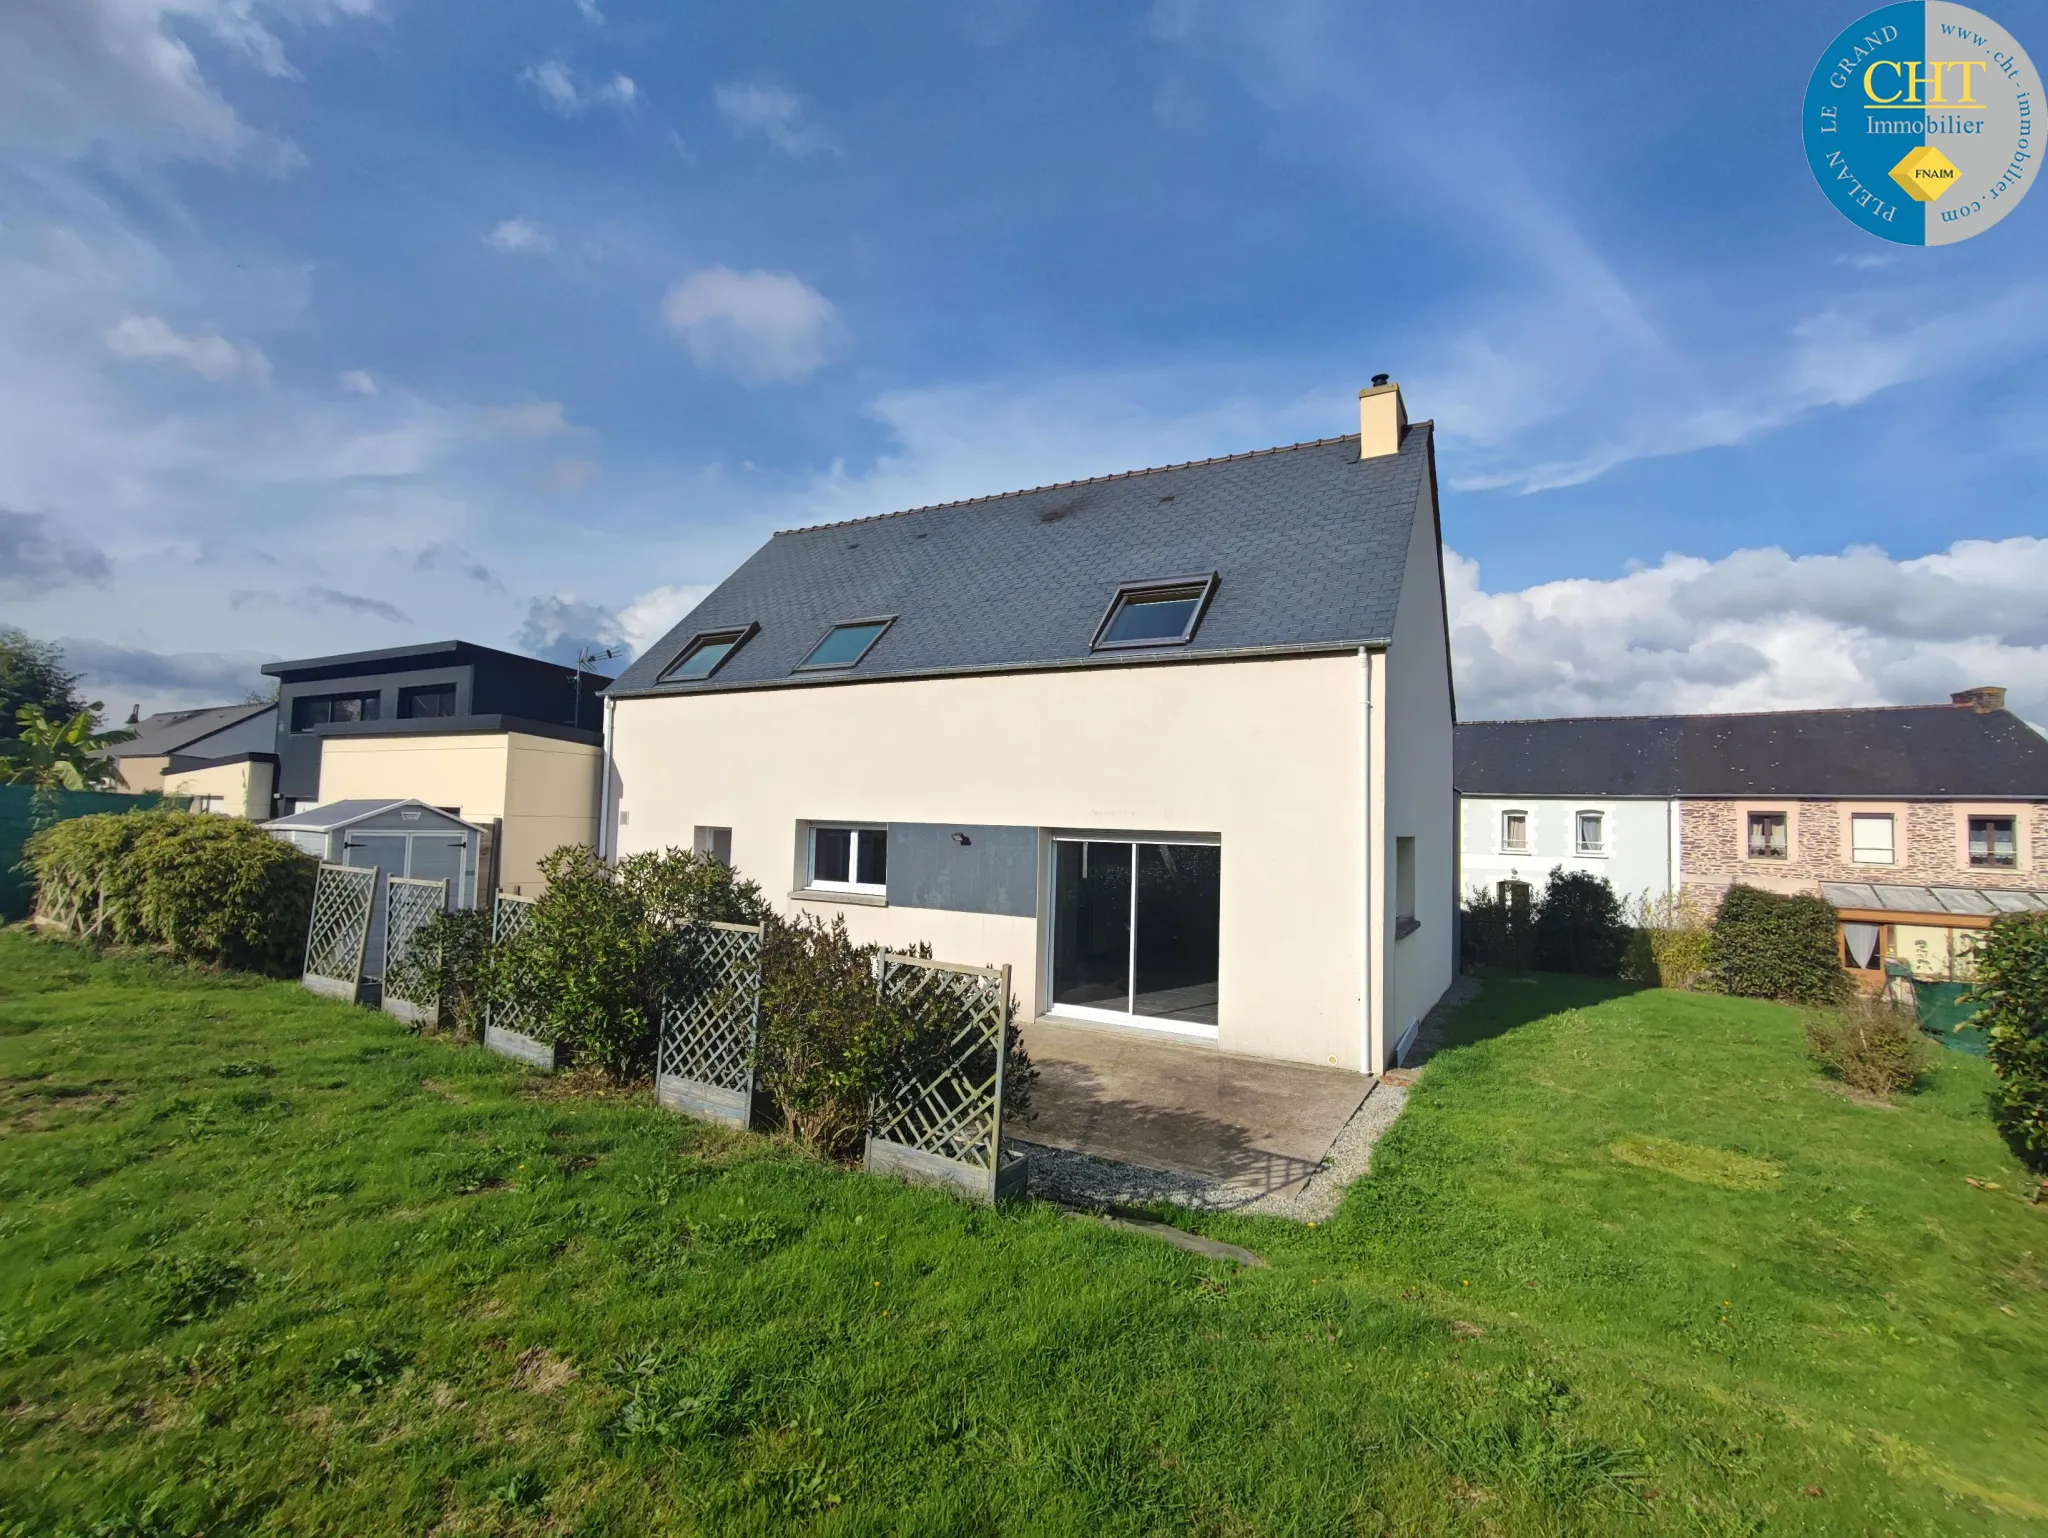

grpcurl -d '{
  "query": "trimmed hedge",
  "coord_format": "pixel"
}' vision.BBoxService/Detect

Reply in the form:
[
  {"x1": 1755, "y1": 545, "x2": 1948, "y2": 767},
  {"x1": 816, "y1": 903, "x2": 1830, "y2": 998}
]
[
  {"x1": 1708, "y1": 884, "x2": 1846, "y2": 1005},
  {"x1": 489, "y1": 845, "x2": 770, "y2": 1078},
  {"x1": 1966, "y1": 912, "x2": 2048, "y2": 1176},
  {"x1": 25, "y1": 810, "x2": 316, "y2": 975},
  {"x1": 1530, "y1": 869, "x2": 1630, "y2": 978}
]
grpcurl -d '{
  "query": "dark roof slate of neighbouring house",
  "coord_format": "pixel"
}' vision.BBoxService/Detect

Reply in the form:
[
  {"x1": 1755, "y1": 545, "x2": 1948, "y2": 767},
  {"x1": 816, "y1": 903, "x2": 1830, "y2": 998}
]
[
  {"x1": 1454, "y1": 706, "x2": 2048, "y2": 799},
  {"x1": 608, "y1": 427, "x2": 1435, "y2": 698},
  {"x1": 109, "y1": 702, "x2": 274, "y2": 760}
]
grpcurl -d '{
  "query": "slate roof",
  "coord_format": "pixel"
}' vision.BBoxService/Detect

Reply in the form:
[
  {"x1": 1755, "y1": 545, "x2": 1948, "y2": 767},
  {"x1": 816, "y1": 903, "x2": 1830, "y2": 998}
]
[
  {"x1": 1455, "y1": 706, "x2": 2048, "y2": 799},
  {"x1": 609, "y1": 427, "x2": 1434, "y2": 698},
  {"x1": 109, "y1": 702, "x2": 272, "y2": 760}
]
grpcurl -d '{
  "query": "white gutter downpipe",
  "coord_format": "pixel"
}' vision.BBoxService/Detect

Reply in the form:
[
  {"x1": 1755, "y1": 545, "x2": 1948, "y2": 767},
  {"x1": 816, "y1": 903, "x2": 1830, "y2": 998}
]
[{"x1": 599, "y1": 694, "x2": 617, "y2": 863}]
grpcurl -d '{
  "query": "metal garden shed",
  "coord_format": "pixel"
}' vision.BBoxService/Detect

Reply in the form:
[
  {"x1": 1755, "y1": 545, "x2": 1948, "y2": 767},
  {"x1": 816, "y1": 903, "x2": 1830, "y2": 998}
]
[{"x1": 263, "y1": 799, "x2": 482, "y2": 978}]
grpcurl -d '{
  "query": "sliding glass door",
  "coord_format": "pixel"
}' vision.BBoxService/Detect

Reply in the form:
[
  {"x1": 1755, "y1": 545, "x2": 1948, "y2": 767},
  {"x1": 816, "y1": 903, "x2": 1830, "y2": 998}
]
[{"x1": 1051, "y1": 838, "x2": 1220, "y2": 1035}]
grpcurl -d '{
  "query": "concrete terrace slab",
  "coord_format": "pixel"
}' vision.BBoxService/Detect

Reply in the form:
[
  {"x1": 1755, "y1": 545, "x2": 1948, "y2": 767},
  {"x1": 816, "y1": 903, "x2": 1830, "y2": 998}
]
[{"x1": 1016, "y1": 1018, "x2": 1372, "y2": 1192}]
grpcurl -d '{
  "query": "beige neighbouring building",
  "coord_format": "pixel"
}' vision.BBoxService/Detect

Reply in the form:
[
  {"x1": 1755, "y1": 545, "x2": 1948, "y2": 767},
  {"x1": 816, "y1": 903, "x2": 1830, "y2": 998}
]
[
  {"x1": 107, "y1": 702, "x2": 278, "y2": 798},
  {"x1": 162, "y1": 754, "x2": 276, "y2": 820},
  {"x1": 317, "y1": 729, "x2": 602, "y2": 895},
  {"x1": 603, "y1": 382, "x2": 1457, "y2": 1074}
]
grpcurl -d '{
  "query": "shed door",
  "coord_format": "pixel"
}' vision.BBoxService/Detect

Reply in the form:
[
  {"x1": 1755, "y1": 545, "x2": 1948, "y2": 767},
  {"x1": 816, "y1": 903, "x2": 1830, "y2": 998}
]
[
  {"x1": 407, "y1": 834, "x2": 465, "y2": 906},
  {"x1": 344, "y1": 834, "x2": 408, "y2": 980}
]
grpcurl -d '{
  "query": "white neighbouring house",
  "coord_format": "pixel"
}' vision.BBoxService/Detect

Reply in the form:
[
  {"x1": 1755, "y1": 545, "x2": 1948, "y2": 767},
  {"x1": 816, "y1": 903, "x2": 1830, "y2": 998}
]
[{"x1": 603, "y1": 382, "x2": 1457, "y2": 1075}]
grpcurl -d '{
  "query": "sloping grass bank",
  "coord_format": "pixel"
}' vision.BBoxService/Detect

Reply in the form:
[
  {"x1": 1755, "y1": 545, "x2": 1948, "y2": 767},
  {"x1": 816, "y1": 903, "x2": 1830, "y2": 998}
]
[{"x1": 1, "y1": 932, "x2": 2042, "y2": 1535}]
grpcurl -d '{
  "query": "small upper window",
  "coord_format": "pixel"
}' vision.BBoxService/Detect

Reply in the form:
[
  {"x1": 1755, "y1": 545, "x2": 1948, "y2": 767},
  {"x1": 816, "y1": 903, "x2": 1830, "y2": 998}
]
[
  {"x1": 797, "y1": 619, "x2": 893, "y2": 672},
  {"x1": 291, "y1": 692, "x2": 380, "y2": 732},
  {"x1": 1747, "y1": 811, "x2": 1788, "y2": 860},
  {"x1": 1501, "y1": 811, "x2": 1529, "y2": 853},
  {"x1": 1969, "y1": 815, "x2": 2018, "y2": 868},
  {"x1": 399, "y1": 684, "x2": 456, "y2": 719},
  {"x1": 659, "y1": 624, "x2": 756, "y2": 683},
  {"x1": 1092, "y1": 574, "x2": 1219, "y2": 650},
  {"x1": 1576, "y1": 812, "x2": 1605, "y2": 854},
  {"x1": 1850, "y1": 813, "x2": 1895, "y2": 865}
]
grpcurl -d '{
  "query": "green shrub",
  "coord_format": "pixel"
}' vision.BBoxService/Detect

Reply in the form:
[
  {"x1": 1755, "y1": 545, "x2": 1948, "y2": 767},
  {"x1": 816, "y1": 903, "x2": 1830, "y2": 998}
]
[
  {"x1": 1708, "y1": 885, "x2": 1846, "y2": 1005},
  {"x1": 487, "y1": 845, "x2": 769, "y2": 1079},
  {"x1": 1620, "y1": 890, "x2": 1715, "y2": 989},
  {"x1": 1965, "y1": 912, "x2": 2048, "y2": 1177},
  {"x1": 1530, "y1": 869, "x2": 1629, "y2": 978},
  {"x1": 26, "y1": 810, "x2": 315, "y2": 975},
  {"x1": 755, "y1": 913, "x2": 1035, "y2": 1160},
  {"x1": 1803, "y1": 994, "x2": 1929, "y2": 1098},
  {"x1": 1462, "y1": 881, "x2": 1533, "y2": 969},
  {"x1": 381, "y1": 906, "x2": 494, "y2": 1035}
]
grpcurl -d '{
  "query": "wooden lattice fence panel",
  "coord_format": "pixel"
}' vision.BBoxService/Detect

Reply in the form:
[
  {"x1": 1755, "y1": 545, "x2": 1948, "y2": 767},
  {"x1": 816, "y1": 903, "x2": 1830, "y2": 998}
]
[
  {"x1": 483, "y1": 892, "x2": 555, "y2": 1069},
  {"x1": 655, "y1": 920, "x2": 764, "y2": 1128},
  {"x1": 302, "y1": 862, "x2": 376, "y2": 1003},
  {"x1": 380, "y1": 876, "x2": 448, "y2": 1026},
  {"x1": 865, "y1": 955, "x2": 1025, "y2": 1203}
]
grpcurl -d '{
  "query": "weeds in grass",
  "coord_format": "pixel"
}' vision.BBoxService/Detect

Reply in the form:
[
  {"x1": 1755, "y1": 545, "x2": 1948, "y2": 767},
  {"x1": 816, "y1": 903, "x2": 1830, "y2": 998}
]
[
  {"x1": 147, "y1": 1254, "x2": 251, "y2": 1328},
  {"x1": 321, "y1": 1342, "x2": 409, "y2": 1397},
  {"x1": 1418, "y1": 1369, "x2": 1643, "y2": 1509},
  {"x1": 211, "y1": 1060, "x2": 274, "y2": 1079},
  {"x1": 737, "y1": 1462, "x2": 846, "y2": 1518},
  {"x1": 486, "y1": 1467, "x2": 547, "y2": 1511},
  {"x1": 678, "y1": 1211, "x2": 801, "y2": 1254},
  {"x1": 1804, "y1": 995, "x2": 1930, "y2": 1099},
  {"x1": 602, "y1": 1345, "x2": 758, "y2": 1446}
]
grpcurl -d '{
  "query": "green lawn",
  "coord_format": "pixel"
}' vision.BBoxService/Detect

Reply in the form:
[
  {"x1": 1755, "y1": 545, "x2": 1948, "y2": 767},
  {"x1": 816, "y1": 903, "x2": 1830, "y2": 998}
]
[{"x1": 2, "y1": 931, "x2": 2044, "y2": 1536}]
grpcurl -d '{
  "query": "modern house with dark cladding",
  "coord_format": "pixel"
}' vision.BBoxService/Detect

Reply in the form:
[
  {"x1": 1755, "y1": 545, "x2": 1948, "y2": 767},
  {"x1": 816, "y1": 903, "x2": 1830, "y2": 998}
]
[
  {"x1": 260, "y1": 641, "x2": 607, "y2": 892},
  {"x1": 1455, "y1": 687, "x2": 2048, "y2": 983},
  {"x1": 603, "y1": 382, "x2": 1456, "y2": 1074}
]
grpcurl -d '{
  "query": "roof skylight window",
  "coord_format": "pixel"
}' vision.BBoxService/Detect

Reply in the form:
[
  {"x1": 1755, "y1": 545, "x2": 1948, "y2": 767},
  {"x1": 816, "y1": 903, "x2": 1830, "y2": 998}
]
[
  {"x1": 796, "y1": 618, "x2": 894, "y2": 672},
  {"x1": 657, "y1": 624, "x2": 756, "y2": 683},
  {"x1": 1091, "y1": 574, "x2": 1218, "y2": 650}
]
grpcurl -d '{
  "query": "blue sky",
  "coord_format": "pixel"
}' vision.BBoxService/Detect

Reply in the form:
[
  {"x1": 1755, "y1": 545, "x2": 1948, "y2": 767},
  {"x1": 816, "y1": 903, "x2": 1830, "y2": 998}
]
[{"x1": 2, "y1": 0, "x2": 2045, "y2": 722}]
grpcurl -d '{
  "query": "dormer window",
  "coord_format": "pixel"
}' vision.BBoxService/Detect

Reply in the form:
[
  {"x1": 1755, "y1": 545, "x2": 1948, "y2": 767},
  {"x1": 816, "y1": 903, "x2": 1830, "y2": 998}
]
[
  {"x1": 657, "y1": 623, "x2": 756, "y2": 683},
  {"x1": 1091, "y1": 573, "x2": 1219, "y2": 650},
  {"x1": 796, "y1": 618, "x2": 893, "y2": 672}
]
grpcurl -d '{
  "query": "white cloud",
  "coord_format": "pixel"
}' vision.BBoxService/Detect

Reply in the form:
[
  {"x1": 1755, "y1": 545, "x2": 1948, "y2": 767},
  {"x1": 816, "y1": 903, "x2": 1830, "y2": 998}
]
[
  {"x1": 103, "y1": 314, "x2": 270, "y2": 384},
  {"x1": 574, "y1": 0, "x2": 603, "y2": 22},
  {"x1": 337, "y1": 369, "x2": 378, "y2": 395},
  {"x1": 617, "y1": 583, "x2": 712, "y2": 658},
  {"x1": 661, "y1": 267, "x2": 839, "y2": 385},
  {"x1": 477, "y1": 400, "x2": 573, "y2": 437},
  {"x1": 520, "y1": 60, "x2": 636, "y2": 116},
  {"x1": 0, "y1": 0, "x2": 372, "y2": 165},
  {"x1": 713, "y1": 82, "x2": 832, "y2": 156},
  {"x1": 487, "y1": 217, "x2": 553, "y2": 253},
  {"x1": 1448, "y1": 538, "x2": 2048, "y2": 728},
  {"x1": 521, "y1": 59, "x2": 581, "y2": 113}
]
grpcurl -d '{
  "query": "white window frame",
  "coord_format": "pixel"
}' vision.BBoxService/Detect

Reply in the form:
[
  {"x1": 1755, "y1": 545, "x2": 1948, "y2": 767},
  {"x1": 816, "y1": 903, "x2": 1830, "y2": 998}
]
[
  {"x1": 806, "y1": 823, "x2": 888, "y2": 895},
  {"x1": 1575, "y1": 809, "x2": 1606, "y2": 856},
  {"x1": 1499, "y1": 809, "x2": 1530, "y2": 855},
  {"x1": 1850, "y1": 812, "x2": 1895, "y2": 865}
]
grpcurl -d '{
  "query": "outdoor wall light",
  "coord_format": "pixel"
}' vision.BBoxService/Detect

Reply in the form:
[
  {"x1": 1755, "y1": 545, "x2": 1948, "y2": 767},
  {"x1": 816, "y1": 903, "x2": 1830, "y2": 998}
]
[{"x1": 951, "y1": 832, "x2": 971, "y2": 846}]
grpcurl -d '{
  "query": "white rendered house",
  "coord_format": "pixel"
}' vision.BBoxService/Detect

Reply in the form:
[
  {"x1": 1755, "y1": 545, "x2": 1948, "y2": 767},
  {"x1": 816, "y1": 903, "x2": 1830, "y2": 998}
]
[{"x1": 603, "y1": 382, "x2": 1457, "y2": 1074}]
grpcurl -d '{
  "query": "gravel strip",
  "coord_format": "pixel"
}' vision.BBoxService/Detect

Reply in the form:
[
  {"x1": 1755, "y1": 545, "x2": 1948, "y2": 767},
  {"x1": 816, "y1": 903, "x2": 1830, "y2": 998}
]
[{"x1": 1018, "y1": 974, "x2": 1482, "y2": 1223}]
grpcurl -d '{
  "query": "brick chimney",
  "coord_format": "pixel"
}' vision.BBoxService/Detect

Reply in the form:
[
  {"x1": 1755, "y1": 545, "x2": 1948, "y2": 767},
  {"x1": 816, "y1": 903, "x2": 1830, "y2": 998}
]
[
  {"x1": 1359, "y1": 375, "x2": 1407, "y2": 460},
  {"x1": 1951, "y1": 685, "x2": 2007, "y2": 713},
  {"x1": 126, "y1": 703, "x2": 141, "y2": 726}
]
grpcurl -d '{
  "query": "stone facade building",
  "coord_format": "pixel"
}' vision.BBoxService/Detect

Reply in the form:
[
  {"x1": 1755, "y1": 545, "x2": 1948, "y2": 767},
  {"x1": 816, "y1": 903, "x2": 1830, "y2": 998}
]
[{"x1": 1456, "y1": 689, "x2": 2048, "y2": 981}]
